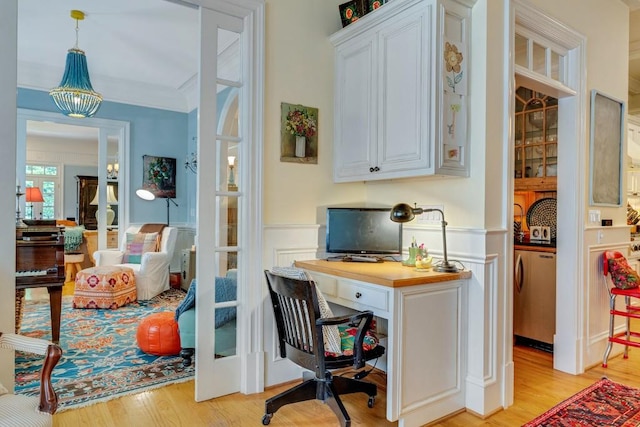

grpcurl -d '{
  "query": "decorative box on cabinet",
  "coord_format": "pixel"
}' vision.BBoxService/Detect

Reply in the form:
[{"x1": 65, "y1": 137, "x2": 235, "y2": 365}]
[{"x1": 330, "y1": 0, "x2": 472, "y2": 183}]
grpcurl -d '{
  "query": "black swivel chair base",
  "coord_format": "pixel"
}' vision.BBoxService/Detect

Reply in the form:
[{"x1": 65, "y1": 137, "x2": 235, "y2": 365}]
[{"x1": 262, "y1": 372, "x2": 377, "y2": 427}]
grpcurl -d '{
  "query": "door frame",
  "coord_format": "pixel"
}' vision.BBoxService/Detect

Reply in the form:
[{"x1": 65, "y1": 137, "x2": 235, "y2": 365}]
[{"x1": 182, "y1": 0, "x2": 265, "y2": 400}]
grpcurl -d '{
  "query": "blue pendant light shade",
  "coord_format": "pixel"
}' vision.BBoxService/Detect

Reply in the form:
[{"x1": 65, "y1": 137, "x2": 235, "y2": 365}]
[{"x1": 49, "y1": 10, "x2": 102, "y2": 118}]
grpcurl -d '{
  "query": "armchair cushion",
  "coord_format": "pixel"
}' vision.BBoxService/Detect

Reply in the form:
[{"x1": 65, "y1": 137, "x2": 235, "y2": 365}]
[{"x1": 123, "y1": 232, "x2": 159, "y2": 264}]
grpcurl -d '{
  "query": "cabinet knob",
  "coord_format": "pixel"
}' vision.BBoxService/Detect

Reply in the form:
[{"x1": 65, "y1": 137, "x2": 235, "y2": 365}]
[
  {"x1": 369, "y1": 166, "x2": 380, "y2": 173},
  {"x1": 355, "y1": 292, "x2": 362, "y2": 299}
]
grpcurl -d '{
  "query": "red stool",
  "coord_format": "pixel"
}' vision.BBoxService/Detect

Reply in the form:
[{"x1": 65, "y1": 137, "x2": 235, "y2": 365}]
[
  {"x1": 137, "y1": 312, "x2": 181, "y2": 356},
  {"x1": 602, "y1": 250, "x2": 640, "y2": 367}
]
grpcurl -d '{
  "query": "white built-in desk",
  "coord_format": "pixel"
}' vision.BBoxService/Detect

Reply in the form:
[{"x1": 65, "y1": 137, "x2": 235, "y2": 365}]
[{"x1": 295, "y1": 260, "x2": 471, "y2": 427}]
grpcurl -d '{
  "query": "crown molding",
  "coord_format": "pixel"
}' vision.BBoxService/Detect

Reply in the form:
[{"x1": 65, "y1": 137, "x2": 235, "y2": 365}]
[{"x1": 18, "y1": 60, "x2": 192, "y2": 113}]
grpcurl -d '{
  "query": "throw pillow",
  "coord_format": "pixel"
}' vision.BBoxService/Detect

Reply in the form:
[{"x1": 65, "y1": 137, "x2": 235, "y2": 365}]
[
  {"x1": 270, "y1": 267, "x2": 342, "y2": 355},
  {"x1": 608, "y1": 257, "x2": 640, "y2": 290},
  {"x1": 0, "y1": 381, "x2": 8, "y2": 395},
  {"x1": 335, "y1": 324, "x2": 380, "y2": 357},
  {"x1": 123, "y1": 232, "x2": 159, "y2": 264}
]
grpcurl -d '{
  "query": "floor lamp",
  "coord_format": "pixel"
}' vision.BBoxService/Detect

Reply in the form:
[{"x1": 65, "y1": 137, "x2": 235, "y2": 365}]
[{"x1": 136, "y1": 188, "x2": 178, "y2": 225}]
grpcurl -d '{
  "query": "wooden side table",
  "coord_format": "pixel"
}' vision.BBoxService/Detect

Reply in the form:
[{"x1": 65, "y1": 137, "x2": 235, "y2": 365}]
[{"x1": 83, "y1": 230, "x2": 119, "y2": 265}]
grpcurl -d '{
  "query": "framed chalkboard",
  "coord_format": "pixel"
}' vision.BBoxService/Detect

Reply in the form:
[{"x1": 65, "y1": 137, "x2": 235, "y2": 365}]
[{"x1": 589, "y1": 90, "x2": 625, "y2": 206}]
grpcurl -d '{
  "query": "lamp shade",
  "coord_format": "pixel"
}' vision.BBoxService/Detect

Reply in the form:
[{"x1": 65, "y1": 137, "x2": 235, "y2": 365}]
[
  {"x1": 25, "y1": 187, "x2": 44, "y2": 203},
  {"x1": 390, "y1": 203, "x2": 418, "y2": 223},
  {"x1": 136, "y1": 188, "x2": 156, "y2": 201},
  {"x1": 90, "y1": 185, "x2": 118, "y2": 205}
]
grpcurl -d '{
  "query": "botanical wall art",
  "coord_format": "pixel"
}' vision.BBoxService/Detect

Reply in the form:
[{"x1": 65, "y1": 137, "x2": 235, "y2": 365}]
[
  {"x1": 141, "y1": 155, "x2": 177, "y2": 198},
  {"x1": 442, "y1": 38, "x2": 468, "y2": 165},
  {"x1": 589, "y1": 90, "x2": 624, "y2": 206},
  {"x1": 280, "y1": 102, "x2": 318, "y2": 164}
]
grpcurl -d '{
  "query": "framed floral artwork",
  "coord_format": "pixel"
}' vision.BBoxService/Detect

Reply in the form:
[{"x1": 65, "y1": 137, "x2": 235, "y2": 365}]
[
  {"x1": 281, "y1": 103, "x2": 319, "y2": 164},
  {"x1": 141, "y1": 155, "x2": 176, "y2": 198}
]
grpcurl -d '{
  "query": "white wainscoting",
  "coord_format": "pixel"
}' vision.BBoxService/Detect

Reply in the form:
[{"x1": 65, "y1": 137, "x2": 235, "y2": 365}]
[{"x1": 261, "y1": 222, "x2": 508, "y2": 419}]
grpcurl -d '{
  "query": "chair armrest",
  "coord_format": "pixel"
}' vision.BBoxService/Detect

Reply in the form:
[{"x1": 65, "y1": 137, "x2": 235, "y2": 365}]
[
  {"x1": 94, "y1": 249, "x2": 124, "y2": 266},
  {"x1": 318, "y1": 311, "x2": 374, "y2": 369},
  {"x1": 137, "y1": 252, "x2": 170, "y2": 273},
  {"x1": 0, "y1": 333, "x2": 62, "y2": 414}
]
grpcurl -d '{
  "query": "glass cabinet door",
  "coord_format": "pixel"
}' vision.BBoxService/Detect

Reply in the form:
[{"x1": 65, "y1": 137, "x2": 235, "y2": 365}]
[{"x1": 514, "y1": 87, "x2": 558, "y2": 186}]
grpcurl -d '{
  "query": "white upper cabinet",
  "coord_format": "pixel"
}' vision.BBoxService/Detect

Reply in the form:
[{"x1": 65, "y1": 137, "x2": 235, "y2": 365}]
[{"x1": 331, "y1": 0, "x2": 472, "y2": 182}]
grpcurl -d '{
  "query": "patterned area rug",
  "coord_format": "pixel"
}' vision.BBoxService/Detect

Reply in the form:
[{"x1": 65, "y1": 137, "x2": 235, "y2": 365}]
[
  {"x1": 523, "y1": 378, "x2": 640, "y2": 426},
  {"x1": 16, "y1": 289, "x2": 194, "y2": 412}
]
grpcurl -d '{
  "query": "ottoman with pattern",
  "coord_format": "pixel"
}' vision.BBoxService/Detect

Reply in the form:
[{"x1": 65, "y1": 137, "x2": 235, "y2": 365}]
[
  {"x1": 73, "y1": 266, "x2": 137, "y2": 309},
  {"x1": 136, "y1": 312, "x2": 181, "y2": 356}
]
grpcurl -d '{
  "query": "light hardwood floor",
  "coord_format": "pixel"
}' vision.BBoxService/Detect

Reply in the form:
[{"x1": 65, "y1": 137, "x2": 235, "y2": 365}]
[{"x1": 51, "y1": 344, "x2": 640, "y2": 427}]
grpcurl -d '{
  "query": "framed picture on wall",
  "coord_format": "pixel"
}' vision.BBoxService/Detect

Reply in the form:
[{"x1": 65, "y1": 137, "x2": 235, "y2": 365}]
[
  {"x1": 589, "y1": 90, "x2": 625, "y2": 206},
  {"x1": 141, "y1": 155, "x2": 177, "y2": 198}
]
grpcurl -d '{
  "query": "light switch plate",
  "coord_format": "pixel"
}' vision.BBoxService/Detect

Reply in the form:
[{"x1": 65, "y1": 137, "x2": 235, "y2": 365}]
[
  {"x1": 589, "y1": 210, "x2": 601, "y2": 224},
  {"x1": 417, "y1": 205, "x2": 444, "y2": 224}
]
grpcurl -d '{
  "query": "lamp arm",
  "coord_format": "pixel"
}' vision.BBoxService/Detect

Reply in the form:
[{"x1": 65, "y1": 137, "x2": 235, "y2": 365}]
[{"x1": 167, "y1": 198, "x2": 179, "y2": 207}]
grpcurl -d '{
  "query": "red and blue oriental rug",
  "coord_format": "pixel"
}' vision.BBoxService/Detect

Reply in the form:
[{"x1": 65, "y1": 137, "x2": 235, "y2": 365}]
[
  {"x1": 15, "y1": 289, "x2": 193, "y2": 411},
  {"x1": 523, "y1": 378, "x2": 640, "y2": 426}
]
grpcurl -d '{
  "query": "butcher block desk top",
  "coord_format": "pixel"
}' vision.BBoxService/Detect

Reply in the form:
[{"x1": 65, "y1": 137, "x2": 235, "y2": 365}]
[{"x1": 294, "y1": 259, "x2": 471, "y2": 288}]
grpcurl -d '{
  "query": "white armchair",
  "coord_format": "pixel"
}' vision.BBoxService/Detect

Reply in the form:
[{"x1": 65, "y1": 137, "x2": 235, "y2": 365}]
[
  {"x1": 94, "y1": 226, "x2": 178, "y2": 300},
  {"x1": 0, "y1": 332, "x2": 62, "y2": 426}
]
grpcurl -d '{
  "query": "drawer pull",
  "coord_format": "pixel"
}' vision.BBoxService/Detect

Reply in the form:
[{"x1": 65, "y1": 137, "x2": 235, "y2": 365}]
[{"x1": 355, "y1": 292, "x2": 362, "y2": 299}]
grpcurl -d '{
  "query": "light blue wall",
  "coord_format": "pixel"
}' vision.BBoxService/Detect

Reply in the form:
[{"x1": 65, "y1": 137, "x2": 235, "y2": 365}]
[{"x1": 18, "y1": 88, "x2": 189, "y2": 225}]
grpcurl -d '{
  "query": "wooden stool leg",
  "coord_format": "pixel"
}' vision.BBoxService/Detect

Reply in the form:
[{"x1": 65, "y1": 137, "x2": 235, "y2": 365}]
[{"x1": 65, "y1": 264, "x2": 73, "y2": 282}]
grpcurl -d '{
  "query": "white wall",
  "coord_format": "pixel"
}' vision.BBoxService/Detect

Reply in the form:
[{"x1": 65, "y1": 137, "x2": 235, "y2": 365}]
[{"x1": 0, "y1": 0, "x2": 17, "y2": 392}]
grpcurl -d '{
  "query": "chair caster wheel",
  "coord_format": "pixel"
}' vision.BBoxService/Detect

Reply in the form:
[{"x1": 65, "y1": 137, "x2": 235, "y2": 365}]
[
  {"x1": 262, "y1": 414, "x2": 272, "y2": 425},
  {"x1": 368, "y1": 396, "x2": 375, "y2": 408}
]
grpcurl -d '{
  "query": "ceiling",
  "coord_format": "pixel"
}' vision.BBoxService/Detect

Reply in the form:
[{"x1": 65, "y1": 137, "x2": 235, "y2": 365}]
[{"x1": 18, "y1": 0, "x2": 200, "y2": 114}]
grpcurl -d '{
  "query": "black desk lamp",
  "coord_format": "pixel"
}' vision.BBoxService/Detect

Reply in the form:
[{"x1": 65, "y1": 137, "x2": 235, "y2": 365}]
[
  {"x1": 136, "y1": 188, "x2": 178, "y2": 225},
  {"x1": 390, "y1": 203, "x2": 461, "y2": 273}
]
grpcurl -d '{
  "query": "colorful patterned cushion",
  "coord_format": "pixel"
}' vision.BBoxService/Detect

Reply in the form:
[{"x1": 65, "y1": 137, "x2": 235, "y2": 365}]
[
  {"x1": 324, "y1": 320, "x2": 380, "y2": 357},
  {"x1": 608, "y1": 257, "x2": 640, "y2": 290},
  {"x1": 270, "y1": 267, "x2": 342, "y2": 355},
  {"x1": 123, "y1": 232, "x2": 159, "y2": 264}
]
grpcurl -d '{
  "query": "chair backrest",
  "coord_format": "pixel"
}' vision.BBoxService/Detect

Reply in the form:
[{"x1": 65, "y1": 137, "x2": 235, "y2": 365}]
[
  {"x1": 603, "y1": 250, "x2": 626, "y2": 276},
  {"x1": 264, "y1": 270, "x2": 324, "y2": 374},
  {"x1": 121, "y1": 225, "x2": 178, "y2": 259}
]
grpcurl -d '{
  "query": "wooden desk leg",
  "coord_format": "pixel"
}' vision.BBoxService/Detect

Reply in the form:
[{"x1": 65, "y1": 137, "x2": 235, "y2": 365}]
[{"x1": 47, "y1": 286, "x2": 63, "y2": 344}]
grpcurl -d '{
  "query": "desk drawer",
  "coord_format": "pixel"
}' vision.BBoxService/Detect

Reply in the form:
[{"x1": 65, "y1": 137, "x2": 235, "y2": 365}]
[
  {"x1": 310, "y1": 273, "x2": 337, "y2": 297},
  {"x1": 338, "y1": 281, "x2": 389, "y2": 312},
  {"x1": 107, "y1": 232, "x2": 118, "y2": 248}
]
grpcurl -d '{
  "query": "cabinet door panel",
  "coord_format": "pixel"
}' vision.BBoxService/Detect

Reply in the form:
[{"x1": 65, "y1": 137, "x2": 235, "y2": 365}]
[
  {"x1": 334, "y1": 37, "x2": 378, "y2": 181},
  {"x1": 378, "y1": 6, "x2": 431, "y2": 173}
]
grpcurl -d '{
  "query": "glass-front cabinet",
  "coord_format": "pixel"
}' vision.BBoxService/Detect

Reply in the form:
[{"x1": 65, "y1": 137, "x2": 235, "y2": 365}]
[{"x1": 514, "y1": 87, "x2": 558, "y2": 190}]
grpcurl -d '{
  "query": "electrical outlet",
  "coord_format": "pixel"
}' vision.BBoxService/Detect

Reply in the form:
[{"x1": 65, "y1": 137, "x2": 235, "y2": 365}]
[{"x1": 417, "y1": 205, "x2": 444, "y2": 224}]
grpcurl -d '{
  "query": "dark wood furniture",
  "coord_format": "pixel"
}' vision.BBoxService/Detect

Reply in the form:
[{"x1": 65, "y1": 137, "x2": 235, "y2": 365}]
[
  {"x1": 262, "y1": 270, "x2": 384, "y2": 427},
  {"x1": 16, "y1": 230, "x2": 65, "y2": 344},
  {"x1": 76, "y1": 175, "x2": 118, "y2": 230},
  {"x1": 0, "y1": 332, "x2": 63, "y2": 416}
]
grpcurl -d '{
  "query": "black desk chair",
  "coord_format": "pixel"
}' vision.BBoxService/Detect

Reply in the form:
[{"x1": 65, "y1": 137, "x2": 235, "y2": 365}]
[{"x1": 263, "y1": 270, "x2": 385, "y2": 427}]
